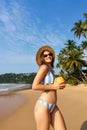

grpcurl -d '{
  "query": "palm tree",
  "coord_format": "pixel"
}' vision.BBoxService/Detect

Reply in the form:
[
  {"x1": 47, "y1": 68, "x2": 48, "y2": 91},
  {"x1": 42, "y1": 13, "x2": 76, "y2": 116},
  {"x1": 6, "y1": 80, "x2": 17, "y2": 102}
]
[
  {"x1": 58, "y1": 40, "x2": 83, "y2": 70},
  {"x1": 83, "y1": 13, "x2": 87, "y2": 18},
  {"x1": 64, "y1": 40, "x2": 77, "y2": 51},
  {"x1": 56, "y1": 40, "x2": 87, "y2": 83},
  {"x1": 71, "y1": 20, "x2": 86, "y2": 39},
  {"x1": 81, "y1": 13, "x2": 87, "y2": 30},
  {"x1": 81, "y1": 41, "x2": 87, "y2": 50},
  {"x1": 81, "y1": 41, "x2": 87, "y2": 66}
]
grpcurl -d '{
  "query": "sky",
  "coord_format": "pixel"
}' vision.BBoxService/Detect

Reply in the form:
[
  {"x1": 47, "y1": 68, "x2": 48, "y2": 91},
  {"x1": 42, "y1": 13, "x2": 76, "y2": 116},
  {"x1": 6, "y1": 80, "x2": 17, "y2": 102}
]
[{"x1": 0, "y1": 0, "x2": 87, "y2": 74}]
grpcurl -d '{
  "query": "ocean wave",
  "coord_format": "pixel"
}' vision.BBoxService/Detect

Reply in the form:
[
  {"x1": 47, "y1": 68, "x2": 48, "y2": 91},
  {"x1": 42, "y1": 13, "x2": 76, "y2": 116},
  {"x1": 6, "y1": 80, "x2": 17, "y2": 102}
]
[{"x1": 0, "y1": 84, "x2": 32, "y2": 95}]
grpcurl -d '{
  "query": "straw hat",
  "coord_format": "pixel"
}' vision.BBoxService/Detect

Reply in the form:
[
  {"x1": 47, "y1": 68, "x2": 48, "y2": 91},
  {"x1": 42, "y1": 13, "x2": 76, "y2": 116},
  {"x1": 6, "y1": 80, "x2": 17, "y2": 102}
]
[{"x1": 36, "y1": 45, "x2": 55, "y2": 66}]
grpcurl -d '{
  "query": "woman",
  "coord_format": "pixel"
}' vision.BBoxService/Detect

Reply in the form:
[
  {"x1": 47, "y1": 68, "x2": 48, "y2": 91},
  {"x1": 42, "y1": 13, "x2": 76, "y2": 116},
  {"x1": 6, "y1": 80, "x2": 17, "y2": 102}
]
[{"x1": 32, "y1": 45, "x2": 67, "y2": 130}]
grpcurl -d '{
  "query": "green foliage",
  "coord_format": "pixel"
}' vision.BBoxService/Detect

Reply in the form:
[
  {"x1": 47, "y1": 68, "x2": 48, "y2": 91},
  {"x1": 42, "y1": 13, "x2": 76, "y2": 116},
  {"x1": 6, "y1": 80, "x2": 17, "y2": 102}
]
[
  {"x1": 71, "y1": 12, "x2": 87, "y2": 39},
  {"x1": 56, "y1": 40, "x2": 87, "y2": 85},
  {"x1": 0, "y1": 73, "x2": 36, "y2": 84},
  {"x1": 56, "y1": 12, "x2": 87, "y2": 85}
]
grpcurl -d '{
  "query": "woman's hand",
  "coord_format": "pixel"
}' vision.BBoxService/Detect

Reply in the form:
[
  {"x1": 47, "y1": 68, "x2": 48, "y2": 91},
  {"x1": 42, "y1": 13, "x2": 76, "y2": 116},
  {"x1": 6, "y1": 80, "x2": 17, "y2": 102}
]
[
  {"x1": 53, "y1": 82, "x2": 66, "y2": 90},
  {"x1": 54, "y1": 77, "x2": 66, "y2": 90}
]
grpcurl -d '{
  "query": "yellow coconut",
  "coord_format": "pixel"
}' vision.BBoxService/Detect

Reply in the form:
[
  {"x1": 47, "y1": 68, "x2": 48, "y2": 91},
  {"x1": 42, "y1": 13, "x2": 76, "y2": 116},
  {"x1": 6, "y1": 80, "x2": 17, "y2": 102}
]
[{"x1": 55, "y1": 77, "x2": 65, "y2": 84}]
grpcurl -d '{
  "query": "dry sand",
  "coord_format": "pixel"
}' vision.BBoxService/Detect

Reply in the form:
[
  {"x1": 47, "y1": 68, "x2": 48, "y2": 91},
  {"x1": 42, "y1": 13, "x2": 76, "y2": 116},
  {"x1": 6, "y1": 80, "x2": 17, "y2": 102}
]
[{"x1": 0, "y1": 85, "x2": 87, "y2": 130}]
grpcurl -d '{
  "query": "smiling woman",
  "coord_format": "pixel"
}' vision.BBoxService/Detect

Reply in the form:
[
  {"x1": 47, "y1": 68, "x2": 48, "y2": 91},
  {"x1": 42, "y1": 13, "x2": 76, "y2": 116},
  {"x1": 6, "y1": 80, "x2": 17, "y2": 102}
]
[{"x1": 32, "y1": 45, "x2": 67, "y2": 130}]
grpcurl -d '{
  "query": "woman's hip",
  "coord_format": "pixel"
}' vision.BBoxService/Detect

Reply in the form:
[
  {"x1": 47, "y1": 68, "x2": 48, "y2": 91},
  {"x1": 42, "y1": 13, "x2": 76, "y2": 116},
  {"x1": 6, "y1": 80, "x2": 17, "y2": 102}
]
[{"x1": 38, "y1": 98, "x2": 56, "y2": 113}]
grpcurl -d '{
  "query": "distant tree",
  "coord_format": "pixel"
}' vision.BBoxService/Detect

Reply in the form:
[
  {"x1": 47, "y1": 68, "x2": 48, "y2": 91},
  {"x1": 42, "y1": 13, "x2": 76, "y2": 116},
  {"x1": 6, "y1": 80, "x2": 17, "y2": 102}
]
[
  {"x1": 81, "y1": 41, "x2": 87, "y2": 63},
  {"x1": 71, "y1": 20, "x2": 86, "y2": 39},
  {"x1": 0, "y1": 73, "x2": 36, "y2": 84},
  {"x1": 81, "y1": 13, "x2": 87, "y2": 30}
]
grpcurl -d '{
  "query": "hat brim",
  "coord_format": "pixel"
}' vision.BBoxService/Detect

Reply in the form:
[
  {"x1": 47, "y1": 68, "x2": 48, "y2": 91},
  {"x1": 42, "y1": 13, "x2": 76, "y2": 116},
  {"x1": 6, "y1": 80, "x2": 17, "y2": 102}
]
[{"x1": 36, "y1": 45, "x2": 55, "y2": 66}]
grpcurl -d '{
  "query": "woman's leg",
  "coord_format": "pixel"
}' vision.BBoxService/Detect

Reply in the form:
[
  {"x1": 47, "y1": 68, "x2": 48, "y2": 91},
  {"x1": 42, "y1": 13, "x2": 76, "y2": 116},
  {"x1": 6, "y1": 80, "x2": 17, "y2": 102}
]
[
  {"x1": 34, "y1": 101, "x2": 50, "y2": 130},
  {"x1": 51, "y1": 106, "x2": 67, "y2": 130}
]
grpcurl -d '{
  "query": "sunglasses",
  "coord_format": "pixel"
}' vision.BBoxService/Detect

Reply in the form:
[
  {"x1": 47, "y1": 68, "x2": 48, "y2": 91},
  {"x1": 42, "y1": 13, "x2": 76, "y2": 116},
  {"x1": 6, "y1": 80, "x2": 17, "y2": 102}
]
[{"x1": 43, "y1": 53, "x2": 52, "y2": 57}]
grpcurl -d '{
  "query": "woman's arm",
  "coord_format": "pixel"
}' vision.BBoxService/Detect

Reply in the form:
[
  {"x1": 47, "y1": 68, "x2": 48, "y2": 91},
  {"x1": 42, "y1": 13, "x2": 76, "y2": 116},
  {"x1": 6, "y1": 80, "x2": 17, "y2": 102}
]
[
  {"x1": 32, "y1": 64, "x2": 54, "y2": 90},
  {"x1": 32, "y1": 64, "x2": 65, "y2": 91}
]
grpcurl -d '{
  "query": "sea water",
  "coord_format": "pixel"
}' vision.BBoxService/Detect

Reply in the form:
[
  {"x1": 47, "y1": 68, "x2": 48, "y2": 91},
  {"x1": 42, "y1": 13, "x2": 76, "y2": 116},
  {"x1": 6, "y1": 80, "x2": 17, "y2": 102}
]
[
  {"x1": 0, "y1": 83, "x2": 32, "y2": 95},
  {"x1": 0, "y1": 83, "x2": 31, "y2": 121}
]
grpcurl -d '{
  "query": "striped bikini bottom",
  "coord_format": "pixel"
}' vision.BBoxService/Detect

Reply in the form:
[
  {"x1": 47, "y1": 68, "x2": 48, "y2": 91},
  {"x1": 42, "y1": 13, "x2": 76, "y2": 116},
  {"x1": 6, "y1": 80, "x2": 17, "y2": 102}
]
[{"x1": 38, "y1": 98, "x2": 56, "y2": 113}]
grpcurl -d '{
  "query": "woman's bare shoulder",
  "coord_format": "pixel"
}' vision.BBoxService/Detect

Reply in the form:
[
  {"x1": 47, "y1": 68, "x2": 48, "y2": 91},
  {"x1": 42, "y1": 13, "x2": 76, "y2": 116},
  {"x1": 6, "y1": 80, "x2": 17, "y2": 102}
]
[
  {"x1": 40, "y1": 64, "x2": 49, "y2": 70},
  {"x1": 37, "y1": 64, "x2": 49, "y2": 76},
  {"x1": 32, "y1": 64, "x2": 48, "y2": 85}
]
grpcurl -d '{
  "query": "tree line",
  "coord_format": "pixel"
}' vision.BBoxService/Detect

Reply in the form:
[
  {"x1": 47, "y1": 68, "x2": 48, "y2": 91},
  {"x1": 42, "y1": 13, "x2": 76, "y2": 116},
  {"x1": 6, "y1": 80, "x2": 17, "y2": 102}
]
[{"x1": 0, "y1": 73, "x2": 36, "y2": 84}]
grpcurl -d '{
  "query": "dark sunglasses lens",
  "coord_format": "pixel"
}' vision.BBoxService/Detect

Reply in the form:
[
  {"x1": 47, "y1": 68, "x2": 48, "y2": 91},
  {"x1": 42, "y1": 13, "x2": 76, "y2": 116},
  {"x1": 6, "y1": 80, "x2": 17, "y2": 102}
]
[
  {"x1": 44, "y1": 53, "x2": 52, "y2": 57},
  {"x1": 44, "y1": 54, "x2": 47, "y2": 57},
  {"x1": 49, "y1": 53, "x2": 52, "y2": 56}
]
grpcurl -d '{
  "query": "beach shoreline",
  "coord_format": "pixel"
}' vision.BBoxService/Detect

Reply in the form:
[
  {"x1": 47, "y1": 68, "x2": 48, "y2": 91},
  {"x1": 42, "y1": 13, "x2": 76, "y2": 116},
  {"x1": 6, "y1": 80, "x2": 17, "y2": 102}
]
[
  {"x1": 0, "y1": 85, "x2": 87, "y2": 130},
  {"x1": 0, "y1": 92, "x2": 27, "y2": 122}
]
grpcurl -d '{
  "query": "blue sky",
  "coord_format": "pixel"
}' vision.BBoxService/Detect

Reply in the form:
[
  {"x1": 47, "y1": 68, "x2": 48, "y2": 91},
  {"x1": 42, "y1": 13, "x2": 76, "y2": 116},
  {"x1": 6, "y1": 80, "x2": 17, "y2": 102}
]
[{"x1": 0, "y1": 0, "x2": 87, "y2": 74}]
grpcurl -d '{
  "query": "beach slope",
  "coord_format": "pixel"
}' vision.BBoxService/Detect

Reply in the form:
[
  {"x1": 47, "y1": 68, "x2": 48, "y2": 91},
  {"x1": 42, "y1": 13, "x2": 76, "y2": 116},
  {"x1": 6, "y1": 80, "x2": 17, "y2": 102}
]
[{"x1": 0, "y1": 86, "x2": 87, "y2": 130}]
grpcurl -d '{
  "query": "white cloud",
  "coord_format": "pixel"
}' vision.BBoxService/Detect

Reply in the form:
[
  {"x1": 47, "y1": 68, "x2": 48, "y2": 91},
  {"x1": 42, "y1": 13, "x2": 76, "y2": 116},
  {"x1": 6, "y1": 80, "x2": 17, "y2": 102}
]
[
  {"x1": 0, "y1": 0, "x2": 67, "y2": 48},
  {"x1": 0, "y1": 0, "x2": 67, "y2": 65},
  {"x1": 0, "y1": 51, "x2": 35, "y2": 64},
  {"x1": 9, "y1": 54, "x2": 35, "y2": 64}
]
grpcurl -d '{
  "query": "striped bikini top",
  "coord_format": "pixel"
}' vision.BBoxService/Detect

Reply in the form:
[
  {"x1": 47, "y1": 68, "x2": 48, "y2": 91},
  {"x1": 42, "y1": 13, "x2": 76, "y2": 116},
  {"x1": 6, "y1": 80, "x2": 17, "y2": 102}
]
[{"x1": 42, "y1": 68, "x2": 55, "y2": 84}]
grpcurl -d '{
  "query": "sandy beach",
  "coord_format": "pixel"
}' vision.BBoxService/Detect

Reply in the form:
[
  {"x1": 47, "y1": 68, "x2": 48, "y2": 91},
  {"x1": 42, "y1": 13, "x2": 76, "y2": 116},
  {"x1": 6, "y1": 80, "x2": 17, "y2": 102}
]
[{"x1": 0, "y1": 85, "x2": 87, "y2": 130}]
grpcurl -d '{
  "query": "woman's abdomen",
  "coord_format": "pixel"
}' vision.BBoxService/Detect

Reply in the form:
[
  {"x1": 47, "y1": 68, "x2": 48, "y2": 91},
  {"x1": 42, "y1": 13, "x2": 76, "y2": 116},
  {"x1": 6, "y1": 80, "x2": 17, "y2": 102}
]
[{"x1": 40, "y1": 90, "x2": 57, "y2": 104}]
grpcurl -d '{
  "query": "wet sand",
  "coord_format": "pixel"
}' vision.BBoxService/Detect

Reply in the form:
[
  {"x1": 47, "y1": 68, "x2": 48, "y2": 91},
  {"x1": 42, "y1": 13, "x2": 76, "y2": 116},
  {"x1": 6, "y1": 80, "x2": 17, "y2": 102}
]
[{"x1": 0, "y1": 85, "x2": 87, "y2": 130}]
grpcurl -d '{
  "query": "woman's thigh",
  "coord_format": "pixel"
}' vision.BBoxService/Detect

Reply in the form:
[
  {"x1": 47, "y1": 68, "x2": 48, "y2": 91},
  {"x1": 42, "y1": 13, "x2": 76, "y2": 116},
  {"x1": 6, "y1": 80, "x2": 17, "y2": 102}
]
[
  {"x1": 34, "y1": 101, "x2": 50, "y2": 130},
  {"x1": 51, "y1": 106, "x2": 67, "y2": 130}
]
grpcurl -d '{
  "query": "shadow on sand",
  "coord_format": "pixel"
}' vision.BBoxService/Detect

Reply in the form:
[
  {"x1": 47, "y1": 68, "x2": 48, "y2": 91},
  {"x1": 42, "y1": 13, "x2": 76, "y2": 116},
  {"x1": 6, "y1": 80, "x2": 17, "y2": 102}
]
[{"x1": 80, "y1": 120, "x2": 87, "y2": 130}]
